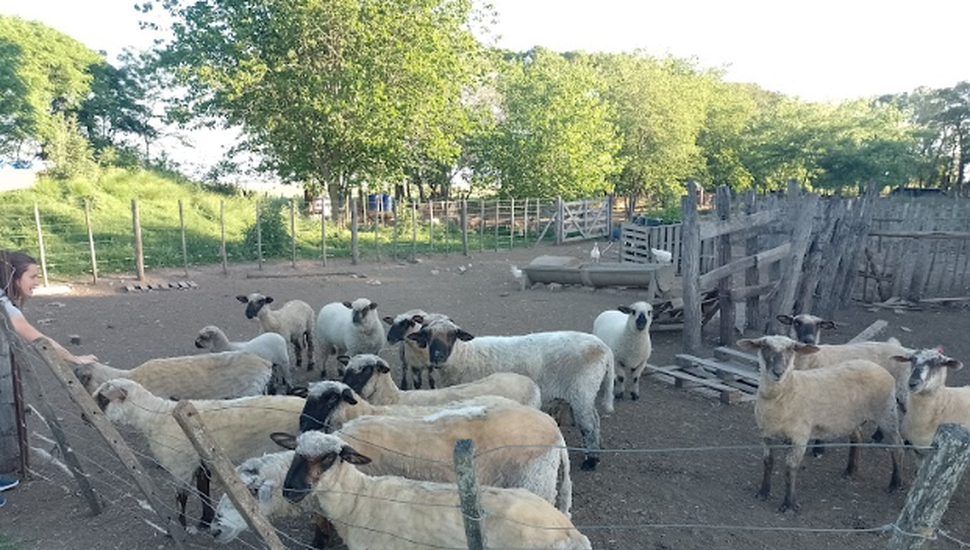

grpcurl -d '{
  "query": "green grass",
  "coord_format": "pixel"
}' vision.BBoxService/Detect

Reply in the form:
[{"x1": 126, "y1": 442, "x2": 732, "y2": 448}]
[{"x1": 0, "y1": 168, "x2": 549, "y2": 279}]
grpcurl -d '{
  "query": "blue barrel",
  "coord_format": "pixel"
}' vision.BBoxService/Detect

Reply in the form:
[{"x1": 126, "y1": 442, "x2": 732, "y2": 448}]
[
  {"x1": 382, "y1": 194, "x2": 394, "y2": 212},
  {"x1": 367, "y1": 194, "x2": 380, "y2": 211}
]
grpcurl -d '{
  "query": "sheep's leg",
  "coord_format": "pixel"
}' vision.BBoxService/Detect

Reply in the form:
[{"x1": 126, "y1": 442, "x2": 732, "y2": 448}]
[
  {"x1": 877, "y1": 414, "x2": 903, "y2": 492},
  {"x1": 411, "y1": 366, "x2": 423, "y2": 389},
  {"x1": 428, "y1": 368, "x2": 436, "y2": 389},
  {"x1": 311, "y1": 515, "x2": 340, "y2": 548},
  {"x1": 574, "y1": 403, "x2": 601, "y2": 471},
  {"x1": 811, "y1": 439, "x2": 826, "y2": 458},
  {"x1": 780, "y1": 440, "x2": 808, "y2": 513},
  {"x1": 176, "y1": 489, "x2": 189, "y2": 527},
  {"x1": 304, "y1": 330, "x2": 315, "y2": 372},
  {"x1": 398, "y1": 349, "x2": 410, "y2": 390},
  {"x1": 757, "y1": 438, "x2": 774, "y2": 501},
  {"x1": 844, "y1": 428, "x2": 862, "y2": 478},
  {"x1": 613, "y1": 363, "x2": 626, "y2": 400},
  {"x1": 292, "y1": 338, "x2": 305, "y2": 371},
  {"x1": 630, "y1": 362, "x2": 646, "y2": 401},
  {"x1": 197, "y1": 464, "x2": 214, "y2": 529}
]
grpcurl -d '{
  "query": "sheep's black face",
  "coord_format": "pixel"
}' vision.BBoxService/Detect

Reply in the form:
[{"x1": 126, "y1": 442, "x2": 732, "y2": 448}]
[
  {"x1": 760, "y1": 348, "x2": 790, "y2": 381},
  {"x1": 95, "y1": 392, "x2": 111, "y2": 412},
  {"x1": 245, "y1": 300, "x2": 265, "y2": 319},
  {"x1": 282, "y1": 455, "x2": 315, "y2": 503},
  {"x1": 342, "y1": 364, "x2": 373, "y2": 394},
  {"x1": 790, "y1": 318, "x2": 817, "y2": 345},
  {"x1": 428, "y1": 338, "x2": 454, "y2": 365},
  {"x1": 300, "y1": 387, "x2": 357, "y2": 433},
  {"x1": 386, "y1": 319, "x2": 413, "y2": 343},
  {"x1": 635, "y1": 311, "x2": 649, "y2": 331},
  {"x1": 908, "y1": 361, "x2": 927, "y2": 392}
]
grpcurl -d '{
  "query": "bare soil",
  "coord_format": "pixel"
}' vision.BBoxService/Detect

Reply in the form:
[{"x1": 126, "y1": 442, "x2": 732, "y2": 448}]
[{"x1": 2, "y1": 242, "x2": 970, "y2": 550}]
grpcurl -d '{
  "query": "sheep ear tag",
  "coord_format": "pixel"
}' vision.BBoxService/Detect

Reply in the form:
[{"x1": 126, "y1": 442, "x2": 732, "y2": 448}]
[{"x1": 937, "y1": 344, "x2": 945, "y2": 354}]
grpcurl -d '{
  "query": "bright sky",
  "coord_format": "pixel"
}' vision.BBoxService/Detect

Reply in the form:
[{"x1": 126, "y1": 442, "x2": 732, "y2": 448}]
[{"x1": 4, "y1": 0, "x2": 969, "y2": 175}]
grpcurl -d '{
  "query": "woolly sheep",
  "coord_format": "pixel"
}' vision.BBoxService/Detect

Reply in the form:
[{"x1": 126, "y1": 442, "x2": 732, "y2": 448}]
[
  {"x1": 314, "y1": 298, "x2": 384, "y2": 378},
  {"x1": 93, "y1": 378, "x2": 306, "y2": 528},
  {"x1": 195, "y1": 325, "x2": 292, "y2": 394},
  {"x1": 275, "y1": 431, "x2": 592, "y2": 550},
  {"x1": 74, "y1": 351, "x2": 272, "y2": 400},
  {"x1": 340, "y1": 353, "x2": 542, "y2": 409},
  {"x1": 737, "y1": 335, "x2": 903, "y2": 513},
  {"x1": 893, "y1": 348, "x2": 970, "y2": 463},
  {"x1": 383, "y1": 309, "x2": 449, "y2": 389},
  {"x1": 409, "y1": 317, "x2": 614, "y2": 470},
  {"x1": 208, "y1": 450, "x2": 335, "y2": 547},
  {"x1": 777, "y1": 313, "x2": 836, "y2": 345},
  {"x1": 593, "y1": 301, "x2": 670, "y2": 400},
  {"x1": 299, "y1": 381, "x2": 573, "y2": 515},
  {"x1": 236, "y1": 293, "x2": 315, "y2": 372}
]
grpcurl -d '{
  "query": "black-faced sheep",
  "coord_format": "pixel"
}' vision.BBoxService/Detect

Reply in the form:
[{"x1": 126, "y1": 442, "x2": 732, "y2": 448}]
[
  {"x1": 194, "y1": 325, "x2": 292, "y2": 394},
  {"x1": 593, "y1": 301, "x2": 669, "y2": 400},
  {"x1": 236, "y1": 293, "x2": 315, "y2": 372},
  {"x1": 738, "y1": 335, "x2": 903, "y2": 513},
  {"x1": 409, "y1": 317, "x2": 614, "y2": 470},
  {"x1": 313, "y1": 298, "x2": 384, "y2": 378},
  {"x1": 383, "y1": 309, "x2": 448, "y2": 389},
  {"x1": 776, "y1": 313, "x2": 836, "y2": 345},
  {"x1": 275, "y1": 431, "x2": 592, "y2": 550},
  {"x1": 339, "y1": 353, "x2": 541, "y2": 408}
]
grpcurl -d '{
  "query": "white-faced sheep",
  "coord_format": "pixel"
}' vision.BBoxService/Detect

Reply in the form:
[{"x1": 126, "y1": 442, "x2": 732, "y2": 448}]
[
  {"x1": 274, "y1": 431, "x2": 591, "y2": 550},
  {"x1": 93, "y1": 378, "x2": 306, "y2": 528},
  {"x1": 340, "y1": 353, "x2": 541, "y2": 408},
  {"x1": 74, "y1": 351, "x2": 272, "y2": 400},
  {"x1": 383, "y1": 309, "x2": 448, "y2": 389},
  {"x1": 593, "y1": 301, "x2": 670, "y2": 400},
  {"x1": 208, "y1": 451, "x2": 336, "y2": 548},
  {"x1": 409, "y1": 317, "x2": 614, "y2": 470},
  {"x1": 737, "y1": 335, "x2": 903, "y2": 513},
  {"x1": 299, "y1": 381, "x2": 573, "y2": 515},
  {"x1": 776, "y1": 313, "x2": 836, "y2": 345},
  {"x1": 893, "y1": 347, "x2": 970, "y2": 463},
  {"x1": 195, "y1": 325, "x2": 292, "y2": 394},
  {"x1": 314, "y1": 298, "x2": 384, "y2": 378},
  {"x1": 236, "y1": 293, "x2": 315, "y2": 372}
]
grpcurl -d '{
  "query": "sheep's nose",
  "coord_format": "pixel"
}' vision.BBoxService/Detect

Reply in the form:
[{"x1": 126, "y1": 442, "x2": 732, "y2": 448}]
[{"x1": 636, "y1": 315, "x2": 648, "y2": 331}]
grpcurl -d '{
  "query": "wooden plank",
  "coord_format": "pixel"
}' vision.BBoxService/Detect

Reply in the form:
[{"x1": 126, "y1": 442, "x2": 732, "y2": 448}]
[
  {"x1": 681, "y1": 180, "x2": 702, "y2": 354},
  {"x1": 769, "y1": 182, "x2": 818, "y2": 335},
  {"x1": 674, "y1": 354, "x2": 759, "y2": 384},
  {"x1": 730, "y1": 281, "x2": 778, "y2": 301},
  {"x1": 868, "y1": 230, "x2": 970, "y2": 239},
  {"x1": 846, "y1": 319, "x2": 888, "y2": 343},
  {"x1": 743, "y1": 191, "x2": 761, "y2": 331},
  {"x1": 699, "y1": 208, "x2": 781, "y2": 240},
  {"x1": 716, "y1": 186, "x2": 734, "y2": 346},
  {"x1": 713, "y1": 347, "x2": 760, "y2": 369},
  {"x1": 698, "y1": 242, "x2": 791, "y2": 290},
  {"x1": 644, "y1": 364, "x2": 746, "y2": 405}
]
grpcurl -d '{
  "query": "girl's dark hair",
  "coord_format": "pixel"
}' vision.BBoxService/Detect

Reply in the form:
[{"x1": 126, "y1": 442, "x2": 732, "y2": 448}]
[{"x1": 1, "y1": 250, "x2": 37, "y2": 307}]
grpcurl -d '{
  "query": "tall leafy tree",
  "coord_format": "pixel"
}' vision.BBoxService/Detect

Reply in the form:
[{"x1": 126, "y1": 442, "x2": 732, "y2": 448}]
[
  {"x1": 150, "y1": 0, "x2": 482, "y2": 196},
  {"x1": 470, "y1": 48, "x2": 622, "y2": 199}
]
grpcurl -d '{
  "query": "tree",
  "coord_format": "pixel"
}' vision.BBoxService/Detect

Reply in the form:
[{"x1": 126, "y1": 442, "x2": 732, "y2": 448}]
[
  {"x1": 149, "y1": 0, "x2": 483, "y2": 197},
  {"x1": 469, "y1": 48, "x2": 622, "y2": 199}
]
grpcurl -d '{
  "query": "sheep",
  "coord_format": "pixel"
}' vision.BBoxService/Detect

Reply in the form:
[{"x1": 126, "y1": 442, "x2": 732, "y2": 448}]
[
  {"x1": 737, "y1": 335, "x2": 903, "y2": 513},
  {"x1": 208, "y1": 450, "x2": 336, "y2": 548},
  {"x1": 73, "y1": 351, "x2": 272, "y2": 400},
  {"x1": 340, "y1": 353, "x2": 542, "y2": 409},
  {"x1": 275, "y1": 431, "x2": 591, "y2": 550},
  {"x1": 93, "y1": 378, "x2": 306, "y2": 529},
  {"x1": 893, "y1": 347, "x2": 970, "y2": 464},
  {"x1": 593, "y1": 301, "x2": 670, "y2": 400},
  {"x1": 236, "y1": 293, "x2": 315, "y2": 372},
  {"x1": 382, "y1": 309, "x2": 447, "y2": 390},
  {"x1": 313, "y1": 298, "x2": 384, "y2": 379},
  {"x1": 299, "y1": 381, "x2": 573, "y2": 515},
  {"x1": 194, "y1": 325, "x2": 292, "y2": 395},
  {"x1": 776, "y1": 313, "x2": 836, "y2": 345},
  {"x1": 408, "y1": 317, "x2": 614, "y2": 471}
]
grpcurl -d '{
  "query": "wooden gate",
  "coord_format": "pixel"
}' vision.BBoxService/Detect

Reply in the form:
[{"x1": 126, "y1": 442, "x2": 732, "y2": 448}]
[{"x1": 533, "y1": 196, "x2": 614, "y2": 245}]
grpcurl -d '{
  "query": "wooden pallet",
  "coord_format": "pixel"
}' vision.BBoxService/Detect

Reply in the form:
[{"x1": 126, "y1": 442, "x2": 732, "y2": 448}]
[{"x1": 647, "y1": 346, "x2": 760, "y2": 405}]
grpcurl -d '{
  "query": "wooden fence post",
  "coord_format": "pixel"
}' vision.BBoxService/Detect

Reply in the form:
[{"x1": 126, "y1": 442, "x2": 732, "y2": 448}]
[
  {"x1": 84, "y1": 199, "x2": 98, "y2": 284},
  {"x1": 172, "y1": 401, "x2": 285, "y2": 550},
  {"x1": 494, "y1": 200, "x2": 500, "y2": 252},
  {"x1": 715, "y1": 186, "x2": 734, "y2": 345},
  {"x1": 351, "y1": 197, "x2": 359, "y2": 265},
  {"x1": 461, "y1": 199, "x2": 469, "y2": 257},
  {"x1": 743, "y1": 191, "x2": 760, "y2": 331},
  {"x1": 220, "y1": 200, "x2": 228, "y2": 275},
  {"x1": 33, "y1": 203, "x2": 49, "y2": 287},
  {"x1": 411, "y1": 200, "x2": 418, "y2": 262},
  {"x1": 179, "y1": 199, "x2": 189, "y2": 277},
  {"x1": 556, "y1": 197, "x2": 564, "y2": 246},
  {"x1": 510, "y1": 198, "x2": 515, "y2": 249},
  {"x1": 375, "y1": 196, "x2": 382, "y2": 262},
  {"x1": 131, "y1": 199, "x2": 146, "y2": 283},
  {"x1": 445, "y1": 201, "x2": 451, "y2": 256},
  {"x1": 290, "y1": 198, "x2": 297, "y2": 268},
  {"x1": 453, "y1": 439, "x2": 485, "y2": 550},
  {"x1": 256, "y1": 199, "x2": 263, "y2": 271},
  {"x1": 429, "y1": 200, "x2": 435, "y2": 253},
  {"x1": 888, "y1": 423, "x2": 970, "y2": 550},
  {"x1": 321, "y1": 201, "x2": 328, "y2": 267},
  {"x1": 479, "y1": 200, "x2": 485, "y2": 252},
  {"x1": 682, "y1": 180, "x2": 702, "y2": 353},
  {"x1": 769, "y1": 180, "x2": 818, "y2": 335}
]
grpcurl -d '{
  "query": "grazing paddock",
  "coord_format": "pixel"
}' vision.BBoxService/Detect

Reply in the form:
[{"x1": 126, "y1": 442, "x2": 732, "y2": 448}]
[{"x1": 2, "y1": 242, "x2": 970, "y2": 550}]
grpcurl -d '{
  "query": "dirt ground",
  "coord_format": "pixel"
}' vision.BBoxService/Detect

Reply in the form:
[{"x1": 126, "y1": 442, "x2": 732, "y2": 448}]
[{"x1": 2, "y1": 242, "x2": 970, "y2": 550}]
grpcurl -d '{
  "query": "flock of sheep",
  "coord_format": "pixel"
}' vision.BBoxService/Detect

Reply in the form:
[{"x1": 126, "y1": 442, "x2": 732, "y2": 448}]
[{"x1": 66, "y1": 287, "x2": 970, "y2": 549}]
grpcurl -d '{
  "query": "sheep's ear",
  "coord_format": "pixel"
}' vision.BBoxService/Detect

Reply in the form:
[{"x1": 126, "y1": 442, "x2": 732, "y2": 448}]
[
  {"x1": 411, "y1": 315, "x2": 424, "y2": 325},
  {"x1": 337, "y1": 355, "x2": 351, "y2": 366},
  {"x1": 340, "y1": 445, "x2": 372, "y2": 466},
  {"x1": 271, "y1": 432, "x2": 297, "y2": 450},
  {"x1": 456, "y1": 329, "x2": 475, "y2": 342},
  {"x1": 236, "y1": 295, "x2": 249, "y2": 304},
  {"x1": 368, "y1": 302, "x2": 378, "y2": 311},
  {"x1": 819, "y1": 320, "x2": 836, "y2": 330},
  {"x1": 342, "y1": 301, "x2": 353, "y2": 309},
  {"x1": 264, "y1": 296, "x2": 274, "y2": 304},
  {"x1": 382, "y1": 316, "x2": 394, "y2": 326},
  {"x1": 891, "y1": 355, "x2": 912, "y2": 363},
  {"x1": 408, "y1": 332, "x2": 430, "y2": 348},
  {"x1": 377, "y1": 361, "x2": 391, "y2": 374},
  {"x1": 617, "y1": 306, "x2": 634, "y2": 315},
  {"x1": 73, "y1": 365, "x2": 91, "y2": 387},
  {"x1": 776, "y1": 315, "x2": 794, "y2": 326},
  {"x1": 289, "y1": 386, "x2": 309, "y2": 398},
  {"x1": 341, "y1": 387, "x2": 358, "y2": 405},
  {"x1": 944, "y1": 358, "x2": 964, "y2": 370},
  {"x1": 736, "y1": 339, "x2": 760, "y2": 351},
  {"x1": 794, "y1": 343, "x2": 820, "y2": 355}
]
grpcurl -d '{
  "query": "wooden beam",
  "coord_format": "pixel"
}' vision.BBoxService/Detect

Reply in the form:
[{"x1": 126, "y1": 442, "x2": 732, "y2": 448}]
[
  {"x1": 698, "y1": 243, "x2": 791, "y2": 290},
  {"x1": 699, "y1": 208, "x2": 781, "y2": 240}
]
